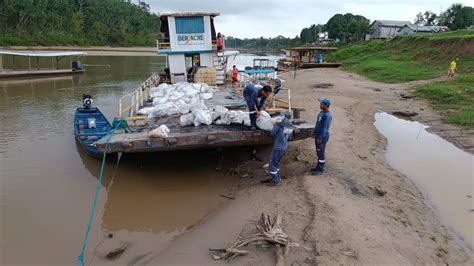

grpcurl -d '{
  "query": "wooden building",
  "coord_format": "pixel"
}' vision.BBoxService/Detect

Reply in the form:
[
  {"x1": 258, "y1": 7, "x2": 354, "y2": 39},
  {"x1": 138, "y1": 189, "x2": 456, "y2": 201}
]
[{"x1": 370, "y1": 20, "x2": 413, "y2": 39}]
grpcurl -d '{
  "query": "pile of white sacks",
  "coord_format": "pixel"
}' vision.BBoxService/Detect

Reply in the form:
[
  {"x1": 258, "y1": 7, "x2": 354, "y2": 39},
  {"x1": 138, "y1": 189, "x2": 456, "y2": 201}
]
[{"x1": 138, "y1": 82, "x2": 278, "y2": 131}]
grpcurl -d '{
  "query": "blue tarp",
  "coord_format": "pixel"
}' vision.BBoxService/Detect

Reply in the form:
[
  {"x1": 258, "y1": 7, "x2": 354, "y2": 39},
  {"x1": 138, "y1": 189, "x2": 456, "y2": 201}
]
[{"x1": 239, "y1": 69, "x2": 276, "y2": 74}]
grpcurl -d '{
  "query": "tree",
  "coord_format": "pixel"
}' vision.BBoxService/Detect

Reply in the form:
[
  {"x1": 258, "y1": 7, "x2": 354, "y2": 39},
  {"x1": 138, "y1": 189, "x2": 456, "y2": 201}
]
[
  {"x1": 414, "y1": 11, "x2": 438, "y2": 25},
  {"x1": 326, "y1": 13, "x2": 369, "y2": 43},
  {"x1": 0, "y1": 0, "x2": 160, "y2": 46},
  {"x1": 439, "y1": 3, "x2": 474, "y2": 30}
]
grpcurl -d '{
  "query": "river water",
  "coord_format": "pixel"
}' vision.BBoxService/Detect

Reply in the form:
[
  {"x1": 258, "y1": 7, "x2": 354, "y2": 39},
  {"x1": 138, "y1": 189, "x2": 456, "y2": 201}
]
[
  {"x1": 374, "y1": 112, "x2": 474, "y2": 251},
  {"x1": 0, "y1": 55, "x2": 263, "y2": 265}
]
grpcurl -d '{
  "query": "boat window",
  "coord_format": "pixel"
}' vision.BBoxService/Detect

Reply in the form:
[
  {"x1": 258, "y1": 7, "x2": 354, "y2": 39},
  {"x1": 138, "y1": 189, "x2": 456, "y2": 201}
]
[{"x1": 175, "y1": 16, "x2": 204, "y2": 34}]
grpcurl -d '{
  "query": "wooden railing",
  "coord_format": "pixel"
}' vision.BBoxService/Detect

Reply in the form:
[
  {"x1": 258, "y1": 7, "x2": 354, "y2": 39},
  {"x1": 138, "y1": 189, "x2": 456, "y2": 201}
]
[
  {"x1": 156, "y1": 39, "x2": 171, "y2": 50},
  {"x1": 118, "y1": 73, "x2": 160, "y2": 118}
]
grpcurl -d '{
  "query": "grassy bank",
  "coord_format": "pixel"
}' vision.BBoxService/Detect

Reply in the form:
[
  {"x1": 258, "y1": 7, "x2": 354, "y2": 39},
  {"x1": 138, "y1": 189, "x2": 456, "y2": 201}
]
[
  {"x1": 330, "y1": 29, "x2": 474, "y2": 128},
  {"x1": 329, "y1": 29, "x2": 474, "y2": 83},
  {"x1": 414, "y1": 74, "x2": 474, "y2": 128}
]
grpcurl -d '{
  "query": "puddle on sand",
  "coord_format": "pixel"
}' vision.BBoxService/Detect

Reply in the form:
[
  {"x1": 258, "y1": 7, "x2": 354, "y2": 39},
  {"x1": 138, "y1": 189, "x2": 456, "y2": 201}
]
[{"x1": 374, "y1": 112, "x2": 473, "y2": 250}]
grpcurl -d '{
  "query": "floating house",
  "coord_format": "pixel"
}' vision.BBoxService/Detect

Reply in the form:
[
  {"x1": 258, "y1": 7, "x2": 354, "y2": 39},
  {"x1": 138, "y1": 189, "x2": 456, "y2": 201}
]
[
  {"x1": 0, "y1": 50, "x2": 85, "y2": 78},
  {"x1": 157, "y1": 12, "x2": 238, "y2": 85},
  {"x1": 279, "y1": 47, "x2": 341, "y2": 68}
]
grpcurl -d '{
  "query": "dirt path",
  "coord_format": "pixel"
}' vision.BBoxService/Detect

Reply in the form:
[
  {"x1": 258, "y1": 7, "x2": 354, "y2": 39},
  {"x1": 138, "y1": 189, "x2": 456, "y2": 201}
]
[{"x1": 144, "y1": 68, "x2": 472, "y2": 265}]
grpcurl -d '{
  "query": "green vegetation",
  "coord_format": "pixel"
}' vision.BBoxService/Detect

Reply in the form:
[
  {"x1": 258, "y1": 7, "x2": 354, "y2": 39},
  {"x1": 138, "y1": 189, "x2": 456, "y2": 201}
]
[
  {"x1": 0, "y1": 0, "x2": 160, "y2": 46},
  {"x1": 414, "y1": 74, "x2": 474, "y2": 128},
  {"x1": 226, "y1": 13, "x2": 370, "y2": 52},
  {"x1": 325, "y1": 13, "x2": 370, "y2": 42},
  {"x1": 415, "y1": 4, "x2": 473, "y2": 29},
  {"x1": 330, "y1": 29, "x2": 474, "y2": 128}
]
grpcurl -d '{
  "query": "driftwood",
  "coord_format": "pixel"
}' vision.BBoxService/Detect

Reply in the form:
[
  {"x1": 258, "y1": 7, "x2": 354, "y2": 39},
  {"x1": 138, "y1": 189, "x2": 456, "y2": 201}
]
[{"x1": 210, "y1": 213, "x2": 289, "y2": 265}]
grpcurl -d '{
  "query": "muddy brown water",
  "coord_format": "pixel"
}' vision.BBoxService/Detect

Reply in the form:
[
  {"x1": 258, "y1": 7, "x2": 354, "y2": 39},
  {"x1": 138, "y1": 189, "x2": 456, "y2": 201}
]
[
  {"x1": 374, "y1": 112, "x2": 474, "y2": 251},
  {"x1": 0, "y1": 56, "x2": 260, "y2": 265}
]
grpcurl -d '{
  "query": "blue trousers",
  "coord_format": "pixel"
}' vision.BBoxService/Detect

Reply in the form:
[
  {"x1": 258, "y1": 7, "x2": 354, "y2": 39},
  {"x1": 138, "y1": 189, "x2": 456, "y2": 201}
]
[
  {"x1": 269, "y1": 149, "x2": 285, "y2": 183},
  {"x1": 315, "y1": 140, "x2": 327, "y2": 172},
  {"x1": 244, "y1": 97, "x2": 257, "y2": 128}
]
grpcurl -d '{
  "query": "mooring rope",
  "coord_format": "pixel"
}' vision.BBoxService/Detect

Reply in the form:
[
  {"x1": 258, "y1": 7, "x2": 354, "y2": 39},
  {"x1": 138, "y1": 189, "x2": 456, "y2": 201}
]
[{"x1": 77, "y1": 119, "x2": 127, "y2": 266}]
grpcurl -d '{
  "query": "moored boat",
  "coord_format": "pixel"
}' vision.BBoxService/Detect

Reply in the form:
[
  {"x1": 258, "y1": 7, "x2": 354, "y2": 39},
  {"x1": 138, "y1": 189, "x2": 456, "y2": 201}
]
[{"x1": 74, "y1": 95, "x2": 112, "y2": 157}]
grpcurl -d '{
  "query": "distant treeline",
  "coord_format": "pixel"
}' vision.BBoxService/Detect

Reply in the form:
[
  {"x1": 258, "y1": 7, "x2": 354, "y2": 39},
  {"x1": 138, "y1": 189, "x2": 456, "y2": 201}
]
[
  {"x1": 227, "y1": 3, "x2": 473, "y2": 51},
  {"x1": 0, "y1": 0, "x2": 160, "y2": 46}
]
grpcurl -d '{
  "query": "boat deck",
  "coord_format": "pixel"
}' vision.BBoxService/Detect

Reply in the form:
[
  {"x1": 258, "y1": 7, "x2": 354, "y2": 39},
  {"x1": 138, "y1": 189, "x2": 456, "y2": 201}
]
[
  {"x1": 96, "y1": 116, "x2": 313, "y2": 153},
  {"x1": 0, "y1": 69, "x2": 84, "y2": 78},
  {"x1": 300, "y1": 62, "x2": 341, "y2": 68}
]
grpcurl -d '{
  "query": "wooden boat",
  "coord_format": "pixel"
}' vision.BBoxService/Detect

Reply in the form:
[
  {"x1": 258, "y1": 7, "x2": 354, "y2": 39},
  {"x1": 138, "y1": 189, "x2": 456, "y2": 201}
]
[
  {"x1": 74, "y1": 106, "x2": 112, "y2": 157},
  {"x1": 279, "y1": 46, "x2": 341, "y2": 68},
  {"x1": 0, "y1": 50, "x2": 86, "y2": 79}
]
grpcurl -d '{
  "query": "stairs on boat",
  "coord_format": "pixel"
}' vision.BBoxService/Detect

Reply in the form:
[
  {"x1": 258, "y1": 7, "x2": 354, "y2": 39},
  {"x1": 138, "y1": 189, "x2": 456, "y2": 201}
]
[{"x1": 212, "y1": 54, "x2": 226, "y2": 85}]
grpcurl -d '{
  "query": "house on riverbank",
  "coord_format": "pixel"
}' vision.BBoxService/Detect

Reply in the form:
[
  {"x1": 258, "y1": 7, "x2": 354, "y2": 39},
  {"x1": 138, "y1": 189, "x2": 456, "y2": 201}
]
[
  {"x1": 397, "y1": 25, "x2": 449, "y2": 35},
  {"x1": 369, "y1": 20, "x2": 413, "y2": 39}
]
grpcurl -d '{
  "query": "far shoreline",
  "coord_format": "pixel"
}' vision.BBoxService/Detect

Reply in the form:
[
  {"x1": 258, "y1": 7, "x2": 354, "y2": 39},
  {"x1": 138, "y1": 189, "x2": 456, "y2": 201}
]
[{"x1": 1, "y1": 46, "x2": 164, "y2": 57}]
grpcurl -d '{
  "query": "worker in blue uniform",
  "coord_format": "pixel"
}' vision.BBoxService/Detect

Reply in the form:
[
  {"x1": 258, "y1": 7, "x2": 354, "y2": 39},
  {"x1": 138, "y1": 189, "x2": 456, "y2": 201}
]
[
  {"x1": 243, "y1": 84, "x2": 272, "y2": 130},
  {"x1": 311, "y1": 98, "x2": 332, "y2": 175},
  {"x1": 267, "y1": 112, "x2": 294, "y2": 186}
]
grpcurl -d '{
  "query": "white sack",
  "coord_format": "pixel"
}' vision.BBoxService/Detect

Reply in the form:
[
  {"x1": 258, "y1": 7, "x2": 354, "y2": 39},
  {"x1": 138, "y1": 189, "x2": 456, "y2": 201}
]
[
  {"x1": 256, "y1": 110, "x2": 276, "y2": 131},
  {"x1": 180, "y1": 113, "x2": 195, "y2": 127},
  {"x1": 149, "y1": 125, "x2": 170, "y2": 138},
  {"x1": 194, "y1": 110, "x2": 213, "y2": 127},
  {"x1": 137, "y1": 107, "x2": 154, "y2": 115}
]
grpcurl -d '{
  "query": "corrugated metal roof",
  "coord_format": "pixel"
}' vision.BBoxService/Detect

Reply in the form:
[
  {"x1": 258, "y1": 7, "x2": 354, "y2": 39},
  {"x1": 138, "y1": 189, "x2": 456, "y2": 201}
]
[
  {"x1": 401, "y1": 25, "x2": 450, "y2": 32},
  {"x1": 0, "y1": 50, "x2": 86, "y2": 57},
  {"x1": 373, "y1": 20, "x2": 413, "y2": 27},
  {"x1": 158, "y1": 12, "x2": 220, "y2": 17}
]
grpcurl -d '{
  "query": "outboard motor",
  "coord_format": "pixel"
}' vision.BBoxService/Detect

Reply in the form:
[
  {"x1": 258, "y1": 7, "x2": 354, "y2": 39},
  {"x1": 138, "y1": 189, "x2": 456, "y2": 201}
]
[
  {"x1": 72, "y1": 61, "x2": 83, "y2": 71},
  {"x1": 274, "y1": 78, "x2": 282, "y2": 95},
  {"x1": 82, "y1": 94, "x2": 93, "y2": 109}
]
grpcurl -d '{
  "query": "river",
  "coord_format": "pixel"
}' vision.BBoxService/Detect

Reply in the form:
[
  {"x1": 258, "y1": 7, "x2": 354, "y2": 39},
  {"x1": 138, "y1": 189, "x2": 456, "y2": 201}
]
[{"x1": 0, "y1": 54, "x2": 275, "y2": 265}]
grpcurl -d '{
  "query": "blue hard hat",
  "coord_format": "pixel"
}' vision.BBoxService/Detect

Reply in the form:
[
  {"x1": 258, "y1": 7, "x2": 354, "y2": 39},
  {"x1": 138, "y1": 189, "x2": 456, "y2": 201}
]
[{"x1": 320, "y1": 98, "x2": 331, "y2": 105}]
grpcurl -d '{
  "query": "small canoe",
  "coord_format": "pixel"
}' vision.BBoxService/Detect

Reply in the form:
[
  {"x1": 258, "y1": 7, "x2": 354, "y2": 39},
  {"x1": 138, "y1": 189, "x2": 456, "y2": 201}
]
[{"x1": 74, "y1": 107, "x2": 112, "y2": 157}]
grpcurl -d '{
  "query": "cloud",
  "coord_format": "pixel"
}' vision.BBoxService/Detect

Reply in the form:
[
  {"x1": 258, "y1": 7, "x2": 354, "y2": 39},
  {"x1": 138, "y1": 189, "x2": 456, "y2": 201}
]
[{"x1": 146, "y1": 0, "x2": 472, "y2": 38}]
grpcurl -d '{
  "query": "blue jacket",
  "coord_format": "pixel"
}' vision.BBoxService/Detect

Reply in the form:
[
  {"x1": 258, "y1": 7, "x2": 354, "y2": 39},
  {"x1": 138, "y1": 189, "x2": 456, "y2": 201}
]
[
  {"x1": 313, "y1": 111, "x2": 332, "y2": 142},
  {"x1": 271, "y1": 121, "x2": 294, "y2": 150},
  {"x1": 243, "y1": 84, "x2": 266, "y2": 111}
]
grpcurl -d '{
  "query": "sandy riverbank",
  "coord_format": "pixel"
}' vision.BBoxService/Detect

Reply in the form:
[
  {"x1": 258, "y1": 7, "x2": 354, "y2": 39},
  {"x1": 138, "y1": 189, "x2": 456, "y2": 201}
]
[
  {"x1": 154, "y1": 68, "x2": 472, "y2": 265},
  {"x1": 90, "y1": 68, "x2": 473, "y2": 265},
  {"x1": 2, "y1": 46, "x2": 161, "y2": 56}
]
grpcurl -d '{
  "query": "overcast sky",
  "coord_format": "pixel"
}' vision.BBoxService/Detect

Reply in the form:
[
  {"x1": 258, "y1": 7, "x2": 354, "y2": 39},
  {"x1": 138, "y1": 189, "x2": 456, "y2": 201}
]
[{"x1": 147, "y1": 0, "x2": 473, "y2": 38}]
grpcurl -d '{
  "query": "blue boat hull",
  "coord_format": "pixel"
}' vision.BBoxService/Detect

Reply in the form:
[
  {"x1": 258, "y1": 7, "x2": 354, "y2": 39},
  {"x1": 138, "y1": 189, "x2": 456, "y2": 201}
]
[{"x1": 74, "y1": 107, "x2": 112, "y2": 158}]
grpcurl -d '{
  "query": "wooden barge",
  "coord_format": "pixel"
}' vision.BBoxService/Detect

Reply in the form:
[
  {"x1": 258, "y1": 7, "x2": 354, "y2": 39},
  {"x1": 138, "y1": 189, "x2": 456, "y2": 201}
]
[
  {"x1": 0, "y1": 50, "x2": 85, "y2": 79},
  {"x1": 75, "y1": 11, "x2": 314, "y2": 156},
  {"x1": 279, "y1": 46, "x2": 341, "y2": 68}
]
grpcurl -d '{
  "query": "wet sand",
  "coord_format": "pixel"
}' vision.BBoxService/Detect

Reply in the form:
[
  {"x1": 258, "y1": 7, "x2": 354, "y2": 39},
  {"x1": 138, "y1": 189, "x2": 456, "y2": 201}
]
[{"x1": 150, "y1": 68, "x2": 473, "y2": 265}]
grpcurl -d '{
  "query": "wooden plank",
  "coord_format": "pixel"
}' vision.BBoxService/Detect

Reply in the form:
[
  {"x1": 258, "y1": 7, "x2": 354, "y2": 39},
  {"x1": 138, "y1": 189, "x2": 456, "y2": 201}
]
[
  {"x1": 264, "y1": 107, "x2": 286, "y2": 112},
  {"x1": 125, "y1": 116, "x2": 148, "y2": 121}
]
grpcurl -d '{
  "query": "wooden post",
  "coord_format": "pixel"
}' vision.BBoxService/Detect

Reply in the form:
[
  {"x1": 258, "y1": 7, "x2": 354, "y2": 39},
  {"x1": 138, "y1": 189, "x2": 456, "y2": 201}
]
[
  {"x1": 56, "y1": 57, "x2": 59, "y2": 69},
  {"x1": 0, "y1": 55, "x2": 3, "y2": 72},
  {"x1": 51, "y1": 57, "x2": 54, "y2": 70},
  {"x1": 37, "y1": 57, "x2": 39, "y2": 70},
  {"x1": 288, "y1": 89, "x2": 291, "y2": 114},
  {"x1": 28, "y1": 57, "x2": 31, "y2": 70},
  {"x1": 135, "y1": 91, "x2": 142, "y2": 113},
  {"x1": 12, "y1": 55, "x2": 15, "y2": 70},
  {"x1": 119, "y1": 98, "x2": 123, "y2": 117}
]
